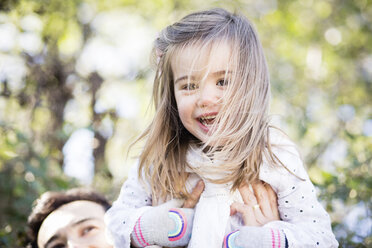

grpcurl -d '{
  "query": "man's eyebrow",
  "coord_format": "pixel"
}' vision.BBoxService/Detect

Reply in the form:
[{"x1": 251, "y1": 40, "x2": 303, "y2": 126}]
[
  {"x1": 44, "y1": 218, "x2": 97, "y2": 247},
  {"x1": 71, "y1": 217, "x2": 96, "y2": 227},
  {"x1": 44, "y1": 234, "x2": 60, "y2": 248},
  {"x1": 174, "y1": 70, "x2": 231, "y2": 84}
]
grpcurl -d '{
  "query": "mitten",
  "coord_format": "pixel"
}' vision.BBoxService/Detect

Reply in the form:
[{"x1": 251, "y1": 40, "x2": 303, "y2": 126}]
[
  {"x1": 131, "y1": 202, "x2": 194, "y2": 247},
  {"x1": 224, "y1": 226, "x2": 288, "y2": 248}
]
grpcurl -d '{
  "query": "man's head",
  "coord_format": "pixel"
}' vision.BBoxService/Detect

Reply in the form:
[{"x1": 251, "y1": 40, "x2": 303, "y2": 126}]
[{"x1": 27, "y1": 188, "x2": 112, "y2": 248}]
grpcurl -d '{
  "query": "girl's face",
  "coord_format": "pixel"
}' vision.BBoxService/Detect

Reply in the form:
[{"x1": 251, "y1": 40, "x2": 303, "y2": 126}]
[{"x1": 172, "y1": 42, "x2": 232, "y2": 143}]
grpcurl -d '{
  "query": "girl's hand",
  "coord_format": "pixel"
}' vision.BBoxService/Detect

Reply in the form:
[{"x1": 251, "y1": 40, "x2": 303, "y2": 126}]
[
  {"x1": 230, "y1": 181, "x2": 279, "y2": 226},
  {"x1": 183, "y1": 180, "x2": 205, "y2": 208}
]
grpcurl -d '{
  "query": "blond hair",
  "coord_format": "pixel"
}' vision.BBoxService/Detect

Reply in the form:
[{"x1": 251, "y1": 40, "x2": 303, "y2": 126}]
[{"x1": 136, "y1": 8, "x2": 280, "y2": 202}]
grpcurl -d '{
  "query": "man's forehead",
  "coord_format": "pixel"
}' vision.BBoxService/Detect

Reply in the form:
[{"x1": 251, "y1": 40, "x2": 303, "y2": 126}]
[{"x1": 37, "y1": 200, "x2": 105, "y2": 247}]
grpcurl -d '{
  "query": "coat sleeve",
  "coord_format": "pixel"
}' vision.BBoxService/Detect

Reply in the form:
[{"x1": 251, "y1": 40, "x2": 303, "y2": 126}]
[
  {"x1": 259, "y1": 132, "x2": 339, "y2": 248},
  {"x1": 104, "y1": 162, "x2": 153, "y2": 248}
]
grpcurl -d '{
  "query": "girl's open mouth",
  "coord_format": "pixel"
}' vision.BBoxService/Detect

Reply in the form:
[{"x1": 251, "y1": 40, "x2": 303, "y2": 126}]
[
  {"x1": 199, "y1": 115, "x2": 216, "y2": 127},
  {"x1": 197, "y1": 113, "x2": 219, "y2": 133}
]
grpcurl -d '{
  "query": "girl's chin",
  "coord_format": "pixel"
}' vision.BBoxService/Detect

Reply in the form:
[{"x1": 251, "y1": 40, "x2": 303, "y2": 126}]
[{"x1": 196, "y1": 135, "x2": 222, "y2": 147}]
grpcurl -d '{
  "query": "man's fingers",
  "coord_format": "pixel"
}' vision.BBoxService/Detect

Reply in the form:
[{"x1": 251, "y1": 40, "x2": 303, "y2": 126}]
[
  {"x1": 239, "y1": 184, "x2": 258, "y2": 206},
  {"x1": 230, "y1": 202, "x2": 246, "y2": 215},
  {"x1": 230, "y1": 202, "x2": 259, "y2": 226},
  {"x1": 230, "y1": 207, "x2": 237, "y2": 216},
  {"x1": 264, "y1": 183, "x2": 279, "y2": 219},
  {"x1": 252, "y1": 181, "x2": 271, "y2": 217},
  {"x1": 234, "y1": 183, "x2": 280, "y2": 226},
  {"x1": 183, "y1": 180, "x2": 204, "y2": 208}
]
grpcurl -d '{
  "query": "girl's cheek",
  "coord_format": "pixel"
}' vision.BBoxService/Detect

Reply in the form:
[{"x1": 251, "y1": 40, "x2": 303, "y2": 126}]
[{"x1": 178, "y1": 113, "x2": 188, "y2": 125}]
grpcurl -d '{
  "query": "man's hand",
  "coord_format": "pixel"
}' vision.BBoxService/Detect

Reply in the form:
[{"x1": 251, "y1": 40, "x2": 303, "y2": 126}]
[
  {"x1": 183, "y1": 180, "x2": 205, "y2": 208},
  {"x1": 230, "y1": 181, "x2": 279, "y2": 226}
]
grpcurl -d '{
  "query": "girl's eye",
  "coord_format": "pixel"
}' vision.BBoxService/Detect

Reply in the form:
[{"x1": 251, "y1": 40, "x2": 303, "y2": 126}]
[
  {"x1": 182, "y1": 83, "x2": 198, "y2": 90},
  {"x1": 217, "y1": 79, "x2": 228, "y2": 86}
]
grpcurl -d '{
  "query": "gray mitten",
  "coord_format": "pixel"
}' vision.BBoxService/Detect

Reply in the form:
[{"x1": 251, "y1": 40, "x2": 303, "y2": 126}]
[
  {"x1": 224, "y1": 226, "x2": 287, "y2": 248},
  {"x1": 131, "y1": 202, "x2": 194, "y2": 247}
]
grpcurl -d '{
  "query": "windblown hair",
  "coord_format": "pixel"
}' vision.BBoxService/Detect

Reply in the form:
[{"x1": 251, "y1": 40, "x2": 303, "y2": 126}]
[
  {"x1": 137, "y1": 8, "x2": 279, "y2": 203},
  {"x1": 27, "y1": 188, "x2": 111, "y2": 248}
]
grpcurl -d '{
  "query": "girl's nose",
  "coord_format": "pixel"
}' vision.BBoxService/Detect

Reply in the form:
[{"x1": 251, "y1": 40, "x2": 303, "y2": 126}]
[{"x1": 197, "y1": 83, "x2": 220, "y2": 107}]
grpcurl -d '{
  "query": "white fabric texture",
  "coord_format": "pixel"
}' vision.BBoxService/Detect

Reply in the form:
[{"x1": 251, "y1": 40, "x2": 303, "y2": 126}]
[
  {"x1": 105, "y1": 130, "x2": 338, "y2": 248},
  {"x1": 185, "y1": 146, "x2": 243, "y2": 248}
]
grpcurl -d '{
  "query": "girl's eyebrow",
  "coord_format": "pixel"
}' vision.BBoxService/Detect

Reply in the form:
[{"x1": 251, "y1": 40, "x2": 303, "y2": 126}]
[
  {"x1": 174, "y1": 70, "x2": 231, "y2": 84},
  {"x1": 174, "y1": 75, "x2": 196, "y2": 84},
  {"x1": 211, "y1": 70, "x2": 232, "y2": 77}
]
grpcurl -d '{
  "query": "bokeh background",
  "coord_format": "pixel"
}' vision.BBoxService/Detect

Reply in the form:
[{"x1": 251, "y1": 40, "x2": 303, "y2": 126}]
[{"x1": 0, "y1": 0, "x2": 371, "y2": 247}]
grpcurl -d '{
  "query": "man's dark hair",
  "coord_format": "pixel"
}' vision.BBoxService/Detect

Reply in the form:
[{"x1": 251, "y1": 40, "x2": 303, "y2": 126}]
[{"x1": 27, "y1": 188, "x2": 111, "y2": 248}]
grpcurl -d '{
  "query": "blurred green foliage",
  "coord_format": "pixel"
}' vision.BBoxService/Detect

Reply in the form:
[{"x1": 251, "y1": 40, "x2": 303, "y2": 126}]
[{"x1": 0, "y1": 0, "x2": 371, "y2": 247}]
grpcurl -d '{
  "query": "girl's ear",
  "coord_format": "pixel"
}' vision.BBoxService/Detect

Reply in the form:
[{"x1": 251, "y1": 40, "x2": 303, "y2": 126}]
[
  {"x1": 156, "y1": 48, "x2": 164, "y2": 58},
  {"x1": 156, "y1": 48, "x2": 164, "y2": 65}
]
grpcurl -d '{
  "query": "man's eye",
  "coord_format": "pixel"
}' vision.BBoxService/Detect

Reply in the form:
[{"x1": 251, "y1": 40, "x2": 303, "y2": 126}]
[
  {"x1": 217, "y1": 79, "x2": 228, "y2": 86},
  {"x1": 82, "y1": 226, "x2": 96, "y2": 236},
  {"x1": 51, "y1": 244, "x2": 65, "y2": 248}
]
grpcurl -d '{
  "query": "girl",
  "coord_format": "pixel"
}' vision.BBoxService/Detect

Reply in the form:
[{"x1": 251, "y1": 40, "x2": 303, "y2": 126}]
[{"x1": 105, "y1": 8, "x2": 338, "y2": 248}]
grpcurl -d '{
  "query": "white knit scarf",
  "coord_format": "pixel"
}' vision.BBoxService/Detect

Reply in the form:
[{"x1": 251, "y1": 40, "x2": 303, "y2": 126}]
[{"x1": 185, "y1": 146, "x2": 243, "y2": 248}]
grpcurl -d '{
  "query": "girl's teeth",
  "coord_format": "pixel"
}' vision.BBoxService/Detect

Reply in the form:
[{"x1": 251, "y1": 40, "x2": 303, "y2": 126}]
[
  {"x1": 201, "y1": 116, "x2": 216, "y2": 121},
  {"x1": 200, "y1": 116, "x2": 216, "y2": 126}
]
